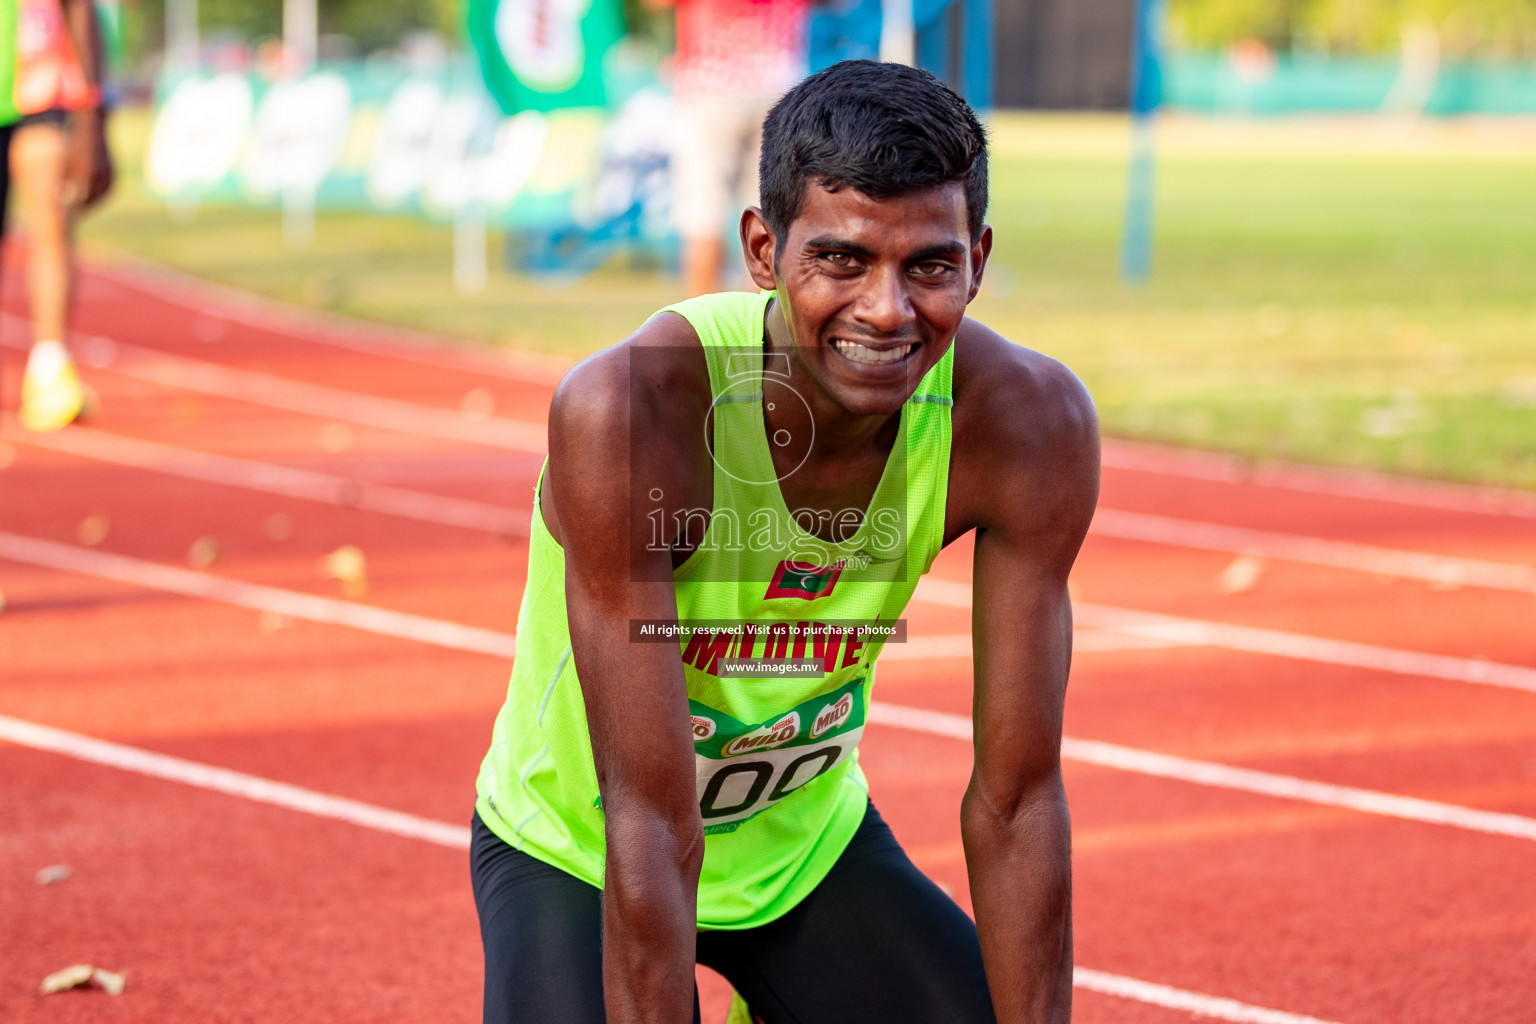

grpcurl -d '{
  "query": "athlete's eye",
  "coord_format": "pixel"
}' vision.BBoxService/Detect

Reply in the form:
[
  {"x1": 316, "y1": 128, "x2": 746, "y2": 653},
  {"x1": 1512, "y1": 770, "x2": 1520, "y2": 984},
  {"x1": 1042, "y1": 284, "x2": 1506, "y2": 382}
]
[
  {"x1": 821, "y1": 252, "x2": 856, "y2": 268},
  {"x1": 911, "y1": 261, "x2": 954, "y2": 279}
]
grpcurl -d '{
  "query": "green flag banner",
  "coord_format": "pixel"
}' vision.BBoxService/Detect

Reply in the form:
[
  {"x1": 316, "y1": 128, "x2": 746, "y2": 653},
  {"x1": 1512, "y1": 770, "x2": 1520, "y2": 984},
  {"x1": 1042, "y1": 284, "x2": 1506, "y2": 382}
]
[{"x1": 466, "y1": 0, "x2": 624, "y2": 113}]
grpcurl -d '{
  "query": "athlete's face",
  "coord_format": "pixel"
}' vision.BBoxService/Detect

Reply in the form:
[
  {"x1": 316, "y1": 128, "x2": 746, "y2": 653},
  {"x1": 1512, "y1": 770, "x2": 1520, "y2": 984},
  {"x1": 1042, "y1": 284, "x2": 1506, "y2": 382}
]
[{"x1": 742, "y1": 181, "x2": 991, "y2": 419}]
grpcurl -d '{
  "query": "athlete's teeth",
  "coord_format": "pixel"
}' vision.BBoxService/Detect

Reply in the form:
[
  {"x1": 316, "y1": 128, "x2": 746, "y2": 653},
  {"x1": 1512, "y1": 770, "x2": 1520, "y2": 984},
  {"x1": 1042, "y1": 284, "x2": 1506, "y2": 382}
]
[{"x1": 833, "y1": 340, "x2": 912, "y2": 365}]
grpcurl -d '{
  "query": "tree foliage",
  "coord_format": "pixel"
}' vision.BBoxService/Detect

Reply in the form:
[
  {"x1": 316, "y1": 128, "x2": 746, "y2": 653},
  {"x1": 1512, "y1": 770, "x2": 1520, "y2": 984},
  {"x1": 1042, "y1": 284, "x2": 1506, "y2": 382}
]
[
  {"x1": 156, "y1": 0, "x2": 462, "y2": 54},
  {"x1": 1169, "y1": 0, "x2": 1536, "y2": 58}
]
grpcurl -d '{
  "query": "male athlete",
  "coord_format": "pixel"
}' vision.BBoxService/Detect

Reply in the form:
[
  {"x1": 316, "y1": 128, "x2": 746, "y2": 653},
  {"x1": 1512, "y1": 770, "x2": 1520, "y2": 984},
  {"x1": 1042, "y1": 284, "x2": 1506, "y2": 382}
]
[{"x1": 472, "y1": 60, "x2": 1099, "y2": 1024}]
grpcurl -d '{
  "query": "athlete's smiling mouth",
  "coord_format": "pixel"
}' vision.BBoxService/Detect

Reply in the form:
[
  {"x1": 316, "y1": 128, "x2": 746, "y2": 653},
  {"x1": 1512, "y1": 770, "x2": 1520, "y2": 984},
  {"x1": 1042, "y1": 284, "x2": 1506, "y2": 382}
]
[{"x1": 829, "y1": 338, "x2": 919, "y2": 367}]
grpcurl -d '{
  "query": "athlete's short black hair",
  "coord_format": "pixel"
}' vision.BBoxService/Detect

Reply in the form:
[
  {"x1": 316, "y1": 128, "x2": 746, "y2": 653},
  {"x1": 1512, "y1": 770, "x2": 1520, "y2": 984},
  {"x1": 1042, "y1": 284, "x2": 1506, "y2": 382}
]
[{"x1": 758, "y1": 60, "x2": 989, "y2": 249}]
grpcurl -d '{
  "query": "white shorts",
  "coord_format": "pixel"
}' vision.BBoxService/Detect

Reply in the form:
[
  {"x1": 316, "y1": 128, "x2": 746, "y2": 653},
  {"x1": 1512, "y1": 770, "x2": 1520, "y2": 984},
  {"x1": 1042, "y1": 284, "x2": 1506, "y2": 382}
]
[{"x1": 670, "y1": 92, "x2": 778, "y2": 241}]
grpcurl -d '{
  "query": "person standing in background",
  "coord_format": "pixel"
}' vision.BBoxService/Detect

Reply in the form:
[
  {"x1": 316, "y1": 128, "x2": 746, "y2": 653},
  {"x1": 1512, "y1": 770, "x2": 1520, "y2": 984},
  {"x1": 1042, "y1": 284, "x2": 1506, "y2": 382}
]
[
  {"x1": 655, "y1": 0, "x2": 809, "y2": 296},
  {"x1": 9, "y1": 0, "x2": 114, "y2": 433}
]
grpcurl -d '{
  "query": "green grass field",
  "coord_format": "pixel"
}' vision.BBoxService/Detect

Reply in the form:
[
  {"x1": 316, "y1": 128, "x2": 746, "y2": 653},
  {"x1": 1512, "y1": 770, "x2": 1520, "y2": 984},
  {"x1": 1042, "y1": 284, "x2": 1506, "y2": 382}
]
[{"x1": 82, "y1": 110, "x2": 1536, "y2": 489}]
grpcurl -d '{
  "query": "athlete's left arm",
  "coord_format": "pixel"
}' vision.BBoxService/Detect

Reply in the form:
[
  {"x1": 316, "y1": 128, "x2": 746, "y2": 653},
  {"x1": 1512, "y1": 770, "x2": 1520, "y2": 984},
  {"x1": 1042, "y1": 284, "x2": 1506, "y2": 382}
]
[
  {"x1": 60, "y1": 0, "x2": 114, "y2": 208},
  {"x1": 953, "y1": 333, "x2": 1100, "y2": 1024}
]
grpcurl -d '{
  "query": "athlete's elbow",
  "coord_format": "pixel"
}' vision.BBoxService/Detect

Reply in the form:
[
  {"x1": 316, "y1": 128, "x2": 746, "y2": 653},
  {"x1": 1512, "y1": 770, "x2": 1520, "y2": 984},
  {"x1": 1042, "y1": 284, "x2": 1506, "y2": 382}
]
[
  {"x1": 961, "y1": 766, "x2": 1069, "y2": 851},
  {"x1": 604, "y1": 797, "x2": 705, "y2": 879}
]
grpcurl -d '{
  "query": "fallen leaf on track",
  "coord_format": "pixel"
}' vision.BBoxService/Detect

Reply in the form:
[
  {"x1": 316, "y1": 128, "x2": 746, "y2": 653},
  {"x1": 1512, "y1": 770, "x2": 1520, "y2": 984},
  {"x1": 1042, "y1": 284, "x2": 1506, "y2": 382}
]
[
  {"x1": 321, "y1": 545, "x2": 368, "y2": 598},
  {"x1": 40, "y1": 963, "x2": 128, "y2": 995},
  {"x1": 77, "y1": 514, "x2": 110, "y2": 546},
  {"x1": 461, "y1": 388, "x2": 496, "y2": 420},
  {"x1": 40, "y1": 965, "x2": 93, "y2": 994},
  {"x1": 188, "y1": 536, "x2": 221, "y2": 567},
  {"x1": 93, "y1": 968, "x2": 127, "y2": 995},
  {"x1": 1218, "y1": 555, "x2": 1264, "y2": 595}
]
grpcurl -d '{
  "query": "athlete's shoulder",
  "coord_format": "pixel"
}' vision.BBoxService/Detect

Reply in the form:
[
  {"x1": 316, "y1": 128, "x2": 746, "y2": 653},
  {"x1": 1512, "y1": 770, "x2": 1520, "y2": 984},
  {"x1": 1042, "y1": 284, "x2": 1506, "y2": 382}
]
[
  {"x1": 544, "y1": 307, "x2": 715, "y2": 548},
  {"x1": 549, "y1": 307, "x2": 712, "y2": 443},
  {"x1": 947, "y1": 317, "x2": 1099, "y2": 536}
]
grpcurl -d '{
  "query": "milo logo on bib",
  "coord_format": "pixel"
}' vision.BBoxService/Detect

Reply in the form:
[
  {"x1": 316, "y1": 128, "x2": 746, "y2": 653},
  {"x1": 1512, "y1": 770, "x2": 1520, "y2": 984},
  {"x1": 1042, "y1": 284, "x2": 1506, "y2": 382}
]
[
  {"x1": 810, "y1": 693, "x2": 852, "y2": 738},
  {"x1": 723, "y1": 712, "x2": 799, "y2": 756},
  {"x1": 689, "y1": 679, "x2": 866, "y2": 835}
]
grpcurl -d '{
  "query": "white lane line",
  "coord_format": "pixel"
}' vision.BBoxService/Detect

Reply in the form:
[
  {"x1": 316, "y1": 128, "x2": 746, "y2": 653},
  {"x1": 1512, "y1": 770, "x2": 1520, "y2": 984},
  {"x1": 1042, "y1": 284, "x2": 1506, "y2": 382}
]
[
  {"x1": 1073, "y1": 629, "x2": 1198, "y2": 654},
  {"x1": 0, "y1": 529, "x2": 1146, "y2": 665},
  {"x1": 7, "y1": 418, "x2": 528, "y2": 535},
  {"x1": 90, "y1": 259, "x2": 574, "y2": 385},
  {"x1": 0, "y1": 714, "x2": 472, "y2": 848},
  {"x1": 0, "y1": 531, "x2": 518, "y2": 659},
  {"x1": 1093, "y1": 508, "x2": 1536, "y2": 593},
  {"x1": 0, "y1": 327, "x2": 547, "y2": 452},
  {"x1": 1074, "y1": 602, "x2": 1536, "y2": 695},
  {"x1": 880, "y1": 630, "x2": 1195, "y2": 661},
  {"x1": 0, "y1": 713, "x2": 1338, "y2": 1024},
  {"x1": 0, "y1": 532, "x2": 1177, "y2": 666},
  {"x1": 912, "y1": 578, "x2": 1536, "y2": 695},
  {"x1": 104, "y1": 340, "x2": 547, "y2": 452},
  {"x1": 1073, "y1": 968, "x2": 1340, "y2": 1024},
  {"x1": 868, "y1": 703, "x2": 1536, "y2": 842},
  {"x1": 1102, "y1": 439, "x2": 1536, "y2": 521},
  {"x1": 7, "y1": 530, "x2": 1534, "y2": 841}
]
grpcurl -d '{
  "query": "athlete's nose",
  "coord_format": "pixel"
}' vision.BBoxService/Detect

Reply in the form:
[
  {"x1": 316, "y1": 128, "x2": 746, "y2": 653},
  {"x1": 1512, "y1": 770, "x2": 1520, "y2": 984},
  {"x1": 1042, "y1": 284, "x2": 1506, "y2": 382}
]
[{"x1": 853, "y1": 265, "x2": 916, "y2": 336}]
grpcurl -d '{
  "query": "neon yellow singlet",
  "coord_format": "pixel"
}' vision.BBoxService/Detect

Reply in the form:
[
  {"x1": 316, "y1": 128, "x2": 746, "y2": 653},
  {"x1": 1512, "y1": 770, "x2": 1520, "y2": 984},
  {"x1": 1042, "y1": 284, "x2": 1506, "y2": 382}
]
[
  {"x1": 475, "y1": 289, "x2": 954, "y2": 928},
  {"x1": 0, "y1": 1, "x2": 19, "y2": 126}
]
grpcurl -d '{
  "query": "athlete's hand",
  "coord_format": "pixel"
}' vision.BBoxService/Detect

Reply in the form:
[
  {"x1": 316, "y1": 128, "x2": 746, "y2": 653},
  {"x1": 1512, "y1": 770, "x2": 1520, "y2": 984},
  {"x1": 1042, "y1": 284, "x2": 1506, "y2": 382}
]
[{"x1": 65, "y1": 106, "x2": 115, "y2": 211}]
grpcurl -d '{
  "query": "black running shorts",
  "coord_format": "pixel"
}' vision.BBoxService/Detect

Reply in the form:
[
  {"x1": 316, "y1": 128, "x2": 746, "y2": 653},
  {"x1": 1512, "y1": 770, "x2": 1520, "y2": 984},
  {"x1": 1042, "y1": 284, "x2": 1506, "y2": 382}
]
[{"x1": 470, "y1": 801, "x2": 997, "y2": 1024}]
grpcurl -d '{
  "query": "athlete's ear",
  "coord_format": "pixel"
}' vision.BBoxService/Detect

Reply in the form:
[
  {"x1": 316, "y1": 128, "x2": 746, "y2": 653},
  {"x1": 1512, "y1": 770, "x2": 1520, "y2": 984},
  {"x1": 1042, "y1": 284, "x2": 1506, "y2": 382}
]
[
  {"x1": 740, "y1": 207, "x2": 779, "y2": 291},
  {"x1": 965, "y1": 224, "x2": 994, "y2": 305}
]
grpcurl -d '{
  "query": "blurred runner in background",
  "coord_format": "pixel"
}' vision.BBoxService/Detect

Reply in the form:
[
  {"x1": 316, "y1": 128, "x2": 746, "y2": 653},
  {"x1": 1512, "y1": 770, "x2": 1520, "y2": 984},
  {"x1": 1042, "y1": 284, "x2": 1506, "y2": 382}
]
[
  {"x1": 7, "y1": 0, "x2": 113, "y2": 432},
  {"x1": 655, "y1": 0, "x2": 809, "y2": 296}
]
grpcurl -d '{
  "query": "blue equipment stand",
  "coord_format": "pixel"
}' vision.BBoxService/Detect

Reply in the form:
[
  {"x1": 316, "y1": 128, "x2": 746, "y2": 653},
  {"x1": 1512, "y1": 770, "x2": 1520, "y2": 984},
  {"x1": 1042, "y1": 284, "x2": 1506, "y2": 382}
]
[{"x1": 1122, "y1": 0, "x2": 1165, "y2": 283}]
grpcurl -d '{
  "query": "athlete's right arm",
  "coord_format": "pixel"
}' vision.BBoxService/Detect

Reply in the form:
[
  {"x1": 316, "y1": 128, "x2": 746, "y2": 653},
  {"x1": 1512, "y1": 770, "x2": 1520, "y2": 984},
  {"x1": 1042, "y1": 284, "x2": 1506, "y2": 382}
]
[{"x1": 544, "y1": 322, "x2": 712, "y2": 1024}]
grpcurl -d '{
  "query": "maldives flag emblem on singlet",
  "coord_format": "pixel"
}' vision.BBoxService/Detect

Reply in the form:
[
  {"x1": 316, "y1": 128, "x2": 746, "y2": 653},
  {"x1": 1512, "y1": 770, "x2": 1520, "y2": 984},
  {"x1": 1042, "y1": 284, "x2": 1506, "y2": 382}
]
[{"x1": 764, "y1": 559, "x2": 843, "y2": 600}]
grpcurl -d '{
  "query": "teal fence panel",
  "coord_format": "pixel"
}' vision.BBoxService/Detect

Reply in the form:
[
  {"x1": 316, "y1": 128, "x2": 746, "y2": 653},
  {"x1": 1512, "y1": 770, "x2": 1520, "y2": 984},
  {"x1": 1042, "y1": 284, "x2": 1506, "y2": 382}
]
[{"x1": 1166, "y1": 53, "x2": 1536, "y2": 115}]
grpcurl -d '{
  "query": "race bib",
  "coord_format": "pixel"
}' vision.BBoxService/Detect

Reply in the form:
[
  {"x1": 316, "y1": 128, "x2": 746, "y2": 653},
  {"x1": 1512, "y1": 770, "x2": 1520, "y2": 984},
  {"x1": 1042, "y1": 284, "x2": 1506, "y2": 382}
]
[{"x1": 689, "y1": 679, "x2": 866, "y2": 835}]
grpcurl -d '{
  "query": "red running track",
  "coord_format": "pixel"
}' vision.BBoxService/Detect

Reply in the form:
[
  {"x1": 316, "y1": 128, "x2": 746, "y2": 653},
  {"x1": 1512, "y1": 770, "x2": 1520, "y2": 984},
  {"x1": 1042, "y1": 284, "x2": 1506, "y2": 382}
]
[{"x1": 2, "y1": 258, "x2": 1534, "y2": 1023}]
